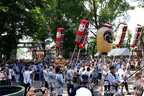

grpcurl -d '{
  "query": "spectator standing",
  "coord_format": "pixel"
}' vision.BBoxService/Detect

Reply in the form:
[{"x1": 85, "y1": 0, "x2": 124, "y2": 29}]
[
  {"x1": 48, "y1": 66, "x2": 55, "y2": 96},
  {"x1": 14, "y1": 63, "x2": 20, "y2": 83},
  {"x1": 115, "y1": 62, "x2": 120, "y2": 72},
  {"x1": 55, "y1": 67, "x2": 65, "y2": 96},
  {"x1": 8, "y1": 66, "x2": 15, "y2": 85},
  {"x1": 66, "y1": 65, "x2": 74, "y2": 95},
  {"x1": 73, "y1": 64, "x2": 77, "y2": 83},
  {"x1": 4, "y1": 64, "x2": 9, "y2": 85},
  {"x1": 131, "y1": 61, "x2": 135, "y2": 71},
  {"x1": 97, "y1": 61, "x2": 102, "y2": 80},
  {"x1": 40, "y1": 65, "x2": 45, "y2": 87},
  {"x1": 43, "y1": 66, "x2": 48, "y2": 88},
  {"x1": 92, "y1": 69, "x2": 98, "y2": 85},
  {"x1": 23, "y1": 66, "x2": 34, "y2": 96},
  {"x1": 30, "y1": 63, "x2": 37, "y2": 82},
  {"x1": 0, "y1": 67, "x2": 7, "y2": 86}
]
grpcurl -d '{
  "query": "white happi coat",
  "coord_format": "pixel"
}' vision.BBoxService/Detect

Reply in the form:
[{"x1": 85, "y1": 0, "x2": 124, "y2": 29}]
[
  {"x1": 103, "y1": 70, "x2": 109, "y2": 86},
  {"x1": 118, "y1": 68, "x2": 129, "y2": 82},
  {"x1": 55, "y1": 74, "x2": 65, "y2": 95},
  {"x1": 108, "y1": 72, "x2": 120, "y2": 94}
]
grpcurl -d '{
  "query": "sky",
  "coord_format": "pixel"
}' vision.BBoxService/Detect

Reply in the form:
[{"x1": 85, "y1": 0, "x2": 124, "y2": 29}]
[
  {"x1": 128, "y1": 7, "x2": 144, "y2": 31},
  {"x1": 127, "y1": 0, "x2": 144, "y2": 31}
]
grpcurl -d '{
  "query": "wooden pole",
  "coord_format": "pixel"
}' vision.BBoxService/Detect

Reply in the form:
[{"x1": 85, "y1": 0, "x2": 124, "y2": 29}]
[
  {"x1": 100, "y1": 55, "x2": 105, "y2": 96},
  {"x1": 126, "y1": 48, "x2": 133, "y2": 71},
  {"x1": 142, "y1": 45, "x2": 144, "y2": 60},
  {"x1": 69, "y1": 45, "x2": 77, "y2": 66},
  {"x1": 123, "y1": 48, "x2": 133, "y2": 79},
  {"x1": 112, "y1": 47, "x2": 117, "y2": 64},
  {"x1": 94, "y1": 52, "x2": 100, "y2": 67},
  {"x1": 76, "y1": 49, "x2": 81, "y2": 64},
  {"x1": 56, "y1": 49, "x2": 58, "y2": 66},
  {"x1": 58, "y1": 49, "x2": 59, "y2": 56}
]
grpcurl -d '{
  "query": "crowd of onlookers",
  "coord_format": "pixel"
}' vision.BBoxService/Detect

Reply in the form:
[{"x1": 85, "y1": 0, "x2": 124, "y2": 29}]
[{"x1": 0, "y1": 56, "x2": 144, "y2": 96}]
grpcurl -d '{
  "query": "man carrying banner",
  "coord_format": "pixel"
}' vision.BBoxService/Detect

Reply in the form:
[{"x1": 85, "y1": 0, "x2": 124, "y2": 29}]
[
  {"x1": 108, "y1": 66, "x2": 121, "y2": 96},
  {"x1": 118, "y1": 64, "x2": 130, "y2": 95}
]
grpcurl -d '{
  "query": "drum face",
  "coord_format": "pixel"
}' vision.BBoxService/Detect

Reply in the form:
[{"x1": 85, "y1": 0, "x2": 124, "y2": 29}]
[{"x1": 97, "y1": 28, "x2": 113, "y2": 54}]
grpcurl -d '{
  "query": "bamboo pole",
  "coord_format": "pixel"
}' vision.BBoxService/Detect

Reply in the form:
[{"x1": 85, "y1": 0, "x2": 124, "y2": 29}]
[
  {"x1": 56, "y1": 49, "x2": 58, "y2": 66},
  {"x1": 112, "y1": 47, "x2": 118, "y2": 64},
  {"x1": 126, "y1": 48, "x2": 133, "y2": 71},
  {"x1": 58, "y1": 49, "x2": 59, "y2": 56},
  {"x1": 76, "y1": 49, "x2": 81, "y2": 64},
  {"x1": 100, "y1": 55, "x2": 105, "y2": 96},
  {"x1": 142, "y1": 45, "x2": 144, "y2": 60},
  {"x1": 94, "y1": 52, "x2": 100, "y2": 67},
  {"x1": 69, "y1": 45, "x2": 77, "y2": 66}
]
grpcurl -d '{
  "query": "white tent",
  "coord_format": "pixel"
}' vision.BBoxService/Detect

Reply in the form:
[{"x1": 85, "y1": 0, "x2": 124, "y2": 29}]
[{"x1": 94, "y1": 48, "x2": 130, "y2": 57}]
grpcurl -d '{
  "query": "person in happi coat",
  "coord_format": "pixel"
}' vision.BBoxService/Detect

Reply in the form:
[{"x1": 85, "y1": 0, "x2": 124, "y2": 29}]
[
  {"x1": 70, "y1": 74, "x2": 94, "y2": 96},
  {"x1": 85, "y1": 67, "x2": 93, "y2": 90},
  {"x1": 103, "y1": 65, "x2": 110, "y2": 95},
  {"x1": 97, "y1": 61, "x2": 102, "y2": 80},
  {"x1": 30, "y1": 63, "x2": 37, "y2": 82},
  {"x1": 66, "y1": 65, "x2": 74, "y2": 95},
  {"x1": 55, "y1": 67, "x2": 65, "y2": 96},
  {"x1": 48, "y1": 66, "x2": 56, "y2": 96},
  {"x1": 15, "y1": 63, "x2": 20, "y2": 83},
  {"x1": 118, "y1": 64, "x2": 130, "y2": 95},
  {"x1": 108, "y1": 66, "x2": 121, "y2": 96}
]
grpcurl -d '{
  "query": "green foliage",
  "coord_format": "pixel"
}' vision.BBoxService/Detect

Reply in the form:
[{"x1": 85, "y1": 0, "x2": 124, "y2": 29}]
[
  {"x1": 133, "y1": 0, "x2": 144, "y2": 7},
  {"x1": 0, "y1": 0, "x2": 135, "y2": 59},
  {"x1": 0, "y1": 0, "x2": 43, "y2": 59},
  {"x1": 140, "y1": 26, "x2": 144, "y2": 44},
  {"x1": 32, "y1": 0, "x2": 87, "y2": 58},
  {"x1": 86, "y1": 0, "x2": 134, "y2": 58},
  {"x1": 87, "y1": 0, "x2": 134, "y2": 29},
  {"x1": 87, "y1": 36, "x2": 97, "y2": 58},
  {"x1": 122, "y1": 29, "x2": 132, "y2": 48}
]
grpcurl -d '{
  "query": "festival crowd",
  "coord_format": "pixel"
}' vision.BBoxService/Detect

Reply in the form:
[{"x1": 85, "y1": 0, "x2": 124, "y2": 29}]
[{"x1": 0, "y1": 56, "x2": 144, "y2": 96}]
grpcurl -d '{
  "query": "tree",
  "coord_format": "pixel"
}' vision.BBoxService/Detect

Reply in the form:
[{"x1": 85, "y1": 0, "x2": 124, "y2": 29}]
[
  {"x1": 85, "y1": 0, "x2": 134, "y2": 58},
  {"x1": 122, "y1": 29, "x2": 132, "y2": 49},
  {"x1": 87, "y1": 36, "x2": 97, "y2": 58},
  {"x1": 0, "y1": 0, "x2": 43, "y2": 59},
  {"x1": 0, "y1": 0, "x2": 135, "y2": 59},
  {"x1": 140, "y1": 26, "x2": 144, "y2": 58},
  {"x1": 134, "y1": 0, "x2": 144, "y2": 7},
  {"x1": 31, "y1": 0, "x2": 88, "y2": 58}
]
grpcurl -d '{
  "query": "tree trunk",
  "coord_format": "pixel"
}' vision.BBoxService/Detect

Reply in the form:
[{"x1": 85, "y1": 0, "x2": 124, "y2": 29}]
[
  {"x1": 41, "y1": 40, "x2": 45, "y2": 50},
  {"x1": 142, "y1": 44, "x2": 144, "y2": 59},
  {"x1": 87, "y1": 44, "x2": 89, "y2": 57},
  {"x1": 92, "y1": 43, "x2": 96, "y2": 59},
  {"x1": 0, "y1": 52, "x2": 2, "y2": 59},
  {"x1": 41, "y1": 39, "x2": 46, "y2": 57}
]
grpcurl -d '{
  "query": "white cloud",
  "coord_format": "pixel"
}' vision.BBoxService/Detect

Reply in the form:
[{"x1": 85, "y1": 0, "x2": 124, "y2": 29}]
[{"x1": 128, "y1": 8, "x2": 144, "y2": 31}]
